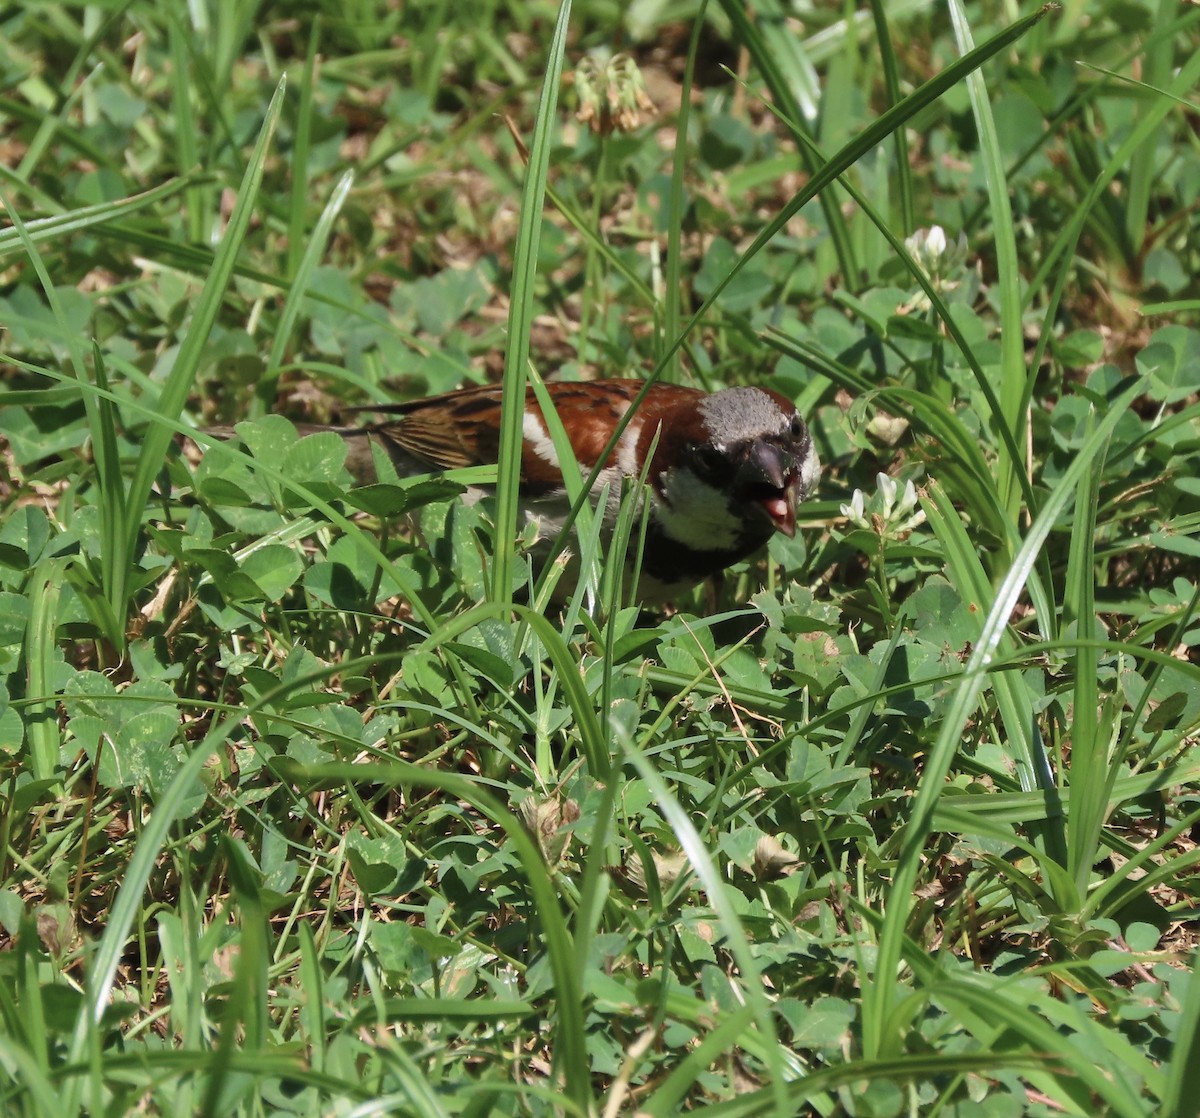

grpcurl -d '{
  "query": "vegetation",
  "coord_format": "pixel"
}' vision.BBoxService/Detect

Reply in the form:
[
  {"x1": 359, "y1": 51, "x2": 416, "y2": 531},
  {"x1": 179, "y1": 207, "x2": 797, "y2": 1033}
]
[{"x1": 1, "y1": 0, "x2": 1199, "y2": 1114}]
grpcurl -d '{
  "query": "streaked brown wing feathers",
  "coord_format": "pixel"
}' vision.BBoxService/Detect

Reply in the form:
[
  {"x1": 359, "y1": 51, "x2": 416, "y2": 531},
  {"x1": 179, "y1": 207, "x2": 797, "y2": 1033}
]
[{"x1": 387, "y1": 414, "x2": 491, "y2": 470}]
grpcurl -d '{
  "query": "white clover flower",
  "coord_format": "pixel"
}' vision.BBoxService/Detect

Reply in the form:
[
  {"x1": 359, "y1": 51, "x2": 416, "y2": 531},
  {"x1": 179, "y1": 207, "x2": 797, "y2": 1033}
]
[
  {"x1": 901, "y1": 225, "x2": 971, "y2": 314},
  {"x1": 894, "y1": 479, "x2": 926, "y2": 532},
  {"x1": 841, "y1": 474, "x2": 926, "y2": 536},
  {"x1": 840, "y1": 488, "x2": 869, "y2": 528},
  {"x1": 877, "y1": 472, "x2": 898, "y2": 520},
  {"x1": 904, "y1": 226, "x2": 936, "y2": 268}
]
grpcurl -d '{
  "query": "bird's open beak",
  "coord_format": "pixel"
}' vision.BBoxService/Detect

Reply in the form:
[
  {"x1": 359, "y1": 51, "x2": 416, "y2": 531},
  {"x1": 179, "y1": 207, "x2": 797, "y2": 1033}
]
[
  {"x1": 761, "y1": 484, "x2": 797, "y2": 538},
  {"x1": 738, "y1": 442, "x2": 799, "y2": 538}
]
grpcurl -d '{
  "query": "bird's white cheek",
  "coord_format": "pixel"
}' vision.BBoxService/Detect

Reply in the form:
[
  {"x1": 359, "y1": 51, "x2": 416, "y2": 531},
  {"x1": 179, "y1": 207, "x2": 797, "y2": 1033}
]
[{"x1": 655, "y1": 467, "x2": 742, "y2": 550}]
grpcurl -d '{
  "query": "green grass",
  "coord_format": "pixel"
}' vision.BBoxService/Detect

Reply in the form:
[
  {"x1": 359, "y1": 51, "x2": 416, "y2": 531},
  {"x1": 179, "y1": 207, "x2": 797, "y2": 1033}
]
[{"x1": 2, "y1": 1, "x2": 1200, "y2": 1115}]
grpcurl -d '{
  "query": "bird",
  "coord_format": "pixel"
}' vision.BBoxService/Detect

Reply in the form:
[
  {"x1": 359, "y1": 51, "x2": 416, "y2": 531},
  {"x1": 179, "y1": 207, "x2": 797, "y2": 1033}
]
[{"x1": 285, "y1": 378, "x2": 819, "y2": 602}]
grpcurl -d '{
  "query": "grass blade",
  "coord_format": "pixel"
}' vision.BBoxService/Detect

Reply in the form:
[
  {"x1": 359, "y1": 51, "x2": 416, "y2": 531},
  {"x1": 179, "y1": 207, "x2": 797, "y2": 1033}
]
[
  {"x1": 948, "y1": 0, "x2": 1026, "y2": 519},
  {"x1": 262, "y1": 170, "x2": 355, "y2": 408},
  {"x1": 491, "y1": 0, "x2": 572, "y2": 604}
]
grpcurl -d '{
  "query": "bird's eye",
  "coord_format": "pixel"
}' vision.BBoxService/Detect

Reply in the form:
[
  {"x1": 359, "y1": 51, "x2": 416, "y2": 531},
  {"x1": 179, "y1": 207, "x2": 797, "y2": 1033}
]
[
  {"x1": 789, "y1": 413, "x2": 806, "y2": 440},
  {"x1": 690, "y1": 443, "x2": 727, "y2": 480}
]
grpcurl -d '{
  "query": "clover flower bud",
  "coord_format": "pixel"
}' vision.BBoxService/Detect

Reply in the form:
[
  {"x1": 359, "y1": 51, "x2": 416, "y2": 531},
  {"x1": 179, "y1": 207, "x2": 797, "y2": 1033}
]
[{"x1": 574, "y1": 52, "x2": 655, "y2": 136}]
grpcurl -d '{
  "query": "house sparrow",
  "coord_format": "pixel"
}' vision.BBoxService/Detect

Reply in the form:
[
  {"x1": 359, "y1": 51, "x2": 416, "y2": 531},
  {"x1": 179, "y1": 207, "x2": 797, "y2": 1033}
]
[{"x1": 327, "y1": 378, "x2": 819, "y2": 601}]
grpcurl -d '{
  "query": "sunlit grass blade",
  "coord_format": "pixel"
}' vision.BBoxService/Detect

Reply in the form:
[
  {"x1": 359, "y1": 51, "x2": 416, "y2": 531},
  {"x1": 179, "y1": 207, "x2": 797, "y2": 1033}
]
[
  {"x1": 491, "y1": 0, "x2": 572, "y2": 604},
  {"x1": 920, "y1": 480, "x2": 1057, "y2": 835},
  {"x1": 662, "y1": 2, "x2": 708, "y2": 383},
  {"x1": 1061, "y1": 406, "x2": 1113, "y2": 895},
  {"x1": 0, "y1": 178, "x2": 200, "y2": 259},
  {"x1": 287, "y1": 21, "x2": 322, "y2": 282},
  {"x1": 948, "y1": 0, "x2": 1026, "y2": 520},
  {"x1": 261, "y1": 170, "x2": 354, "y2": 410},
  {"x1": 868, "y1": 0, "x2": 913, "y2": 234},
  {"x1": 199, "y1": 838, "x2": 270, "y2": 1118},
  {"x1": 1160, "y1": 945, "x2": 1200, "y2": 1117},
  {"x1": 167, "y1": 12, "x2": 242, "y2": 192},
  {"x1": 1123, "y1": 0, "x2": 1178, "y2": 252},
  {"x1": 24, "y1": 561, "x2": 69, "y2": 790},
  {"x1": 85, "y1": 343, "x2": 128, "y2": 646},
  {"x1": 168, "y1": 10, "x2": 205, "y2": 245}
]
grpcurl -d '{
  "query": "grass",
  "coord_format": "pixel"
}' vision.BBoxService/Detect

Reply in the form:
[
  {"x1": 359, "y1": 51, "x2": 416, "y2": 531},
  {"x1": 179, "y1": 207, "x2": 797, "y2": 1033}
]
[{"x1": 2, "y1": 1, "x2": 1200, "y2": 1114}]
